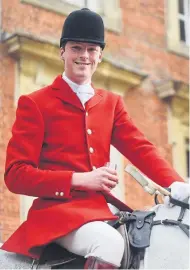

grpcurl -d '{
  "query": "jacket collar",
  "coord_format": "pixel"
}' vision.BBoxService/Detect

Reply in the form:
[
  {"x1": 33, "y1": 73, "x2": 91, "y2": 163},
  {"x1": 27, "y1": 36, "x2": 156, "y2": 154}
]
[{"x1": 51, "y1": 75, "x2": 103, "y2": 111}]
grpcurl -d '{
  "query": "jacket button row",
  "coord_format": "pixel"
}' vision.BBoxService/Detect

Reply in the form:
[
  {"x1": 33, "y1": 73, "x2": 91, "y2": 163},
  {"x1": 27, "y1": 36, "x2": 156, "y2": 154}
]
[
  {"x1": 55, "y1": 191, "x2": 64, "y2": 196},
  {"x1": 86, "y1": 112, "x2": 88, "y2": 116}
]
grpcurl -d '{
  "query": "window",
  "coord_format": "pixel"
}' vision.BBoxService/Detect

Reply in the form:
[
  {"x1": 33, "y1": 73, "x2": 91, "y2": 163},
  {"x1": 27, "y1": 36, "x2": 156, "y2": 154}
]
[
  {"x1": 62, "y1": 0, "x2": 85, "y2": 7},
  {"x1": 21, "y1": 0, "x2": 121, "y2": 33},
  {"x1": 166, "y1": 0, "x2": 189, "y2": 57},
  {"x1": 62, "y1": 0, "x2": 103, "y2": 13},
  {"x1": 178, "y1": 0, "x2": 190, "y2": 45}
]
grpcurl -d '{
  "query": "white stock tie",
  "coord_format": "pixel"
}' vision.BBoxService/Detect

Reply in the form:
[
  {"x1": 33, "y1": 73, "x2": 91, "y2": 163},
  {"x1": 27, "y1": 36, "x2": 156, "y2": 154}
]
[
  {"x1": 76, "y1": 86, "x2": 94, "y2": 106},
  {"x1": 62, "y1": 73, "x2": 94, "y2": 107}
]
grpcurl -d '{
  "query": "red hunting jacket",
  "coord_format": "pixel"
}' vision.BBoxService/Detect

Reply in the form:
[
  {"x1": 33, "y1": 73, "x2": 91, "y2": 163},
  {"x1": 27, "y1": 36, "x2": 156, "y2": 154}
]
[{"x1": 1, "y1": 75, "x2": 183, "y2": 258}]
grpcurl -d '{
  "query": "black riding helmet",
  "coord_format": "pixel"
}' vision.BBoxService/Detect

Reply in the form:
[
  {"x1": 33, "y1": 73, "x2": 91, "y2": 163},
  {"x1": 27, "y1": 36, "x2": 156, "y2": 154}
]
[{"x1": 60, "y1": 8, "x2": 105, "y2": 50}]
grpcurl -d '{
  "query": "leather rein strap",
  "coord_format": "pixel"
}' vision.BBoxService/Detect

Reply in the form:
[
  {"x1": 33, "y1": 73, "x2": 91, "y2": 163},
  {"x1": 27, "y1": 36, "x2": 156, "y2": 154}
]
[{"x1": 169, "y1": 197, "x2": 189, "y2": 210}]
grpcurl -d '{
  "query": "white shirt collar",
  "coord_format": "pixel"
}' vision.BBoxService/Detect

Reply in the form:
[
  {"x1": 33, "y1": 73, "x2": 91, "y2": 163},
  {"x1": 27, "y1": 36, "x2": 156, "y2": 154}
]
[{"x1": 62, "y1": 72, "x2": 94, "y2": 95}]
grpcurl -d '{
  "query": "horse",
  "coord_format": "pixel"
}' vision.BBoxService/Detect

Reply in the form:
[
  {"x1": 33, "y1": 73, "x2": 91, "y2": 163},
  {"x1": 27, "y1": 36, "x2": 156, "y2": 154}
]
[
  {"x1": 141, "y1": 201, "x2": 189, "y2": 269},
  {"x1": 0, "y1": 166, "x2": 189, "y2": 269}
]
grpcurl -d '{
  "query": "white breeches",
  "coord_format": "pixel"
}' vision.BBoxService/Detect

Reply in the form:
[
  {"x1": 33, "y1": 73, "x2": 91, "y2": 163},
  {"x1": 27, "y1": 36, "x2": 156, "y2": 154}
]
[{"x1": 55, "y1": 204, "x2": 124, "y2": 267}]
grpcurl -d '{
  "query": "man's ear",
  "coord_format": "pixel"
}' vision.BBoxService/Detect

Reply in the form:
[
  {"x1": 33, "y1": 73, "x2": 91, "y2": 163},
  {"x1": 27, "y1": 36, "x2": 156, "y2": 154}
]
[{"x1": 60, "y1": 47, "x2": 65, "y2": 61}]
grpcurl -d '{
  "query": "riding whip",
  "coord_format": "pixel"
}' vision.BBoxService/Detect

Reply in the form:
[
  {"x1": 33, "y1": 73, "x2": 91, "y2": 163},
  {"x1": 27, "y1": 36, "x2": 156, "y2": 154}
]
[{"x1": 124, "y1": 164, "x2": 171, "y2": 196}]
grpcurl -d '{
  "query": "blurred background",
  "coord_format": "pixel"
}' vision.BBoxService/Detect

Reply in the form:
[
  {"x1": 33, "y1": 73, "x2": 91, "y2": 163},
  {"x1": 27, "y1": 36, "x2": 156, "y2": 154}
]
[{"x1": 0, "y1": 0, "x2": 189, "y2": 243}]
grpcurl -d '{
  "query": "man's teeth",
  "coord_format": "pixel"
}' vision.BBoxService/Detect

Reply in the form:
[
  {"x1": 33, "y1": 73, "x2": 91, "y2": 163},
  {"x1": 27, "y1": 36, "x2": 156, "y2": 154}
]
[{"x1": 75, "y1": 62, "x2": 89, "y2": 65}]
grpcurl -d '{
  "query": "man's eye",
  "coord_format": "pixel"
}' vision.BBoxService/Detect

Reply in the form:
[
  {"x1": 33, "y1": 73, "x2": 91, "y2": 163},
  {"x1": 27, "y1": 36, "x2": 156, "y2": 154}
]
[
  {"x1": 72, "y1": 46, "x2": 81, "y2": 50},
  {"x1": 89, "y1": 48, "x2": 97, "y2": 52}
]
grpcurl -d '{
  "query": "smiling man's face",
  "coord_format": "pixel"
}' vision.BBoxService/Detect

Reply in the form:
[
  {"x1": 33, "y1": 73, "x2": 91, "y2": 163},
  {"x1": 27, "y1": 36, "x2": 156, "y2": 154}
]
[{"x1": 60, "y1": 41, "x2": 102, "y2": 84}]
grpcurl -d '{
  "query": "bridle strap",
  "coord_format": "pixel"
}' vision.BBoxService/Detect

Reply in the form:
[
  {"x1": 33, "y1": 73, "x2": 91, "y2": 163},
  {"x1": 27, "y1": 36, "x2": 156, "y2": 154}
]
[{"x1": 152, "y1": 219, "x2": 189, "y2": 237}]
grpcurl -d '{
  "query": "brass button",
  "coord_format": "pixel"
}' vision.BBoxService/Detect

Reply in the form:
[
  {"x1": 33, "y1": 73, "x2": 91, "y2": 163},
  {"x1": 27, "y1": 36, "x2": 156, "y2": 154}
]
[
  {"x1": 55, "y1": 192, "x2": 59, "y2": 196},
  {"x1": 60, "y1": 192, "x2": 64, "y2": 196},
  {"x1": 87, "y1": 129, "x2": 92, "y2": 135},
  {"x1": 86, "y1": 112, "x2": 88, "y2": 116},
  {"x1": 89, "y1": 147, "x2": 94, "y2": 153}
]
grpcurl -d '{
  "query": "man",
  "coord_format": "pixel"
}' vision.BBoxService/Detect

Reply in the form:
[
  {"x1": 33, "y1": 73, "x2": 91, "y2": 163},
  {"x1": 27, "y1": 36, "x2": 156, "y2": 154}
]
[{"x1": 1, "y1": 8, "x2": 189, "y2": 269}]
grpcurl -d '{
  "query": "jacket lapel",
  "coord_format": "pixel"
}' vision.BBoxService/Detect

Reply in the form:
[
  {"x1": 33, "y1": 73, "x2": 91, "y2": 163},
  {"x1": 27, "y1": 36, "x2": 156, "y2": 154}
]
[
  {"x1": 51, "y1": 75, "x2": 84, "y2": 111},
  {"x1": 85, "y1": 90, "x2": 103, "y2": 111},
  {"x1": 51, "y1": 75, "x2": 103, "y2": 111}
]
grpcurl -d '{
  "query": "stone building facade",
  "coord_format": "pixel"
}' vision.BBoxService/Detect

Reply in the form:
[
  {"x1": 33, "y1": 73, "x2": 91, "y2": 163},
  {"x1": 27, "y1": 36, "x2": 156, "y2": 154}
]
[{"x1": 0, "y1": 0, "x2": 189, "y2": 242}]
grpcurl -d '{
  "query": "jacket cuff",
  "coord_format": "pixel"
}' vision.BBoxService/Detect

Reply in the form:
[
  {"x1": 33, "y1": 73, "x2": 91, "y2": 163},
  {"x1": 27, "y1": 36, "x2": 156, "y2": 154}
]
[{"x1": 40, "y1": 170, "x2": 74, "y2": 199}]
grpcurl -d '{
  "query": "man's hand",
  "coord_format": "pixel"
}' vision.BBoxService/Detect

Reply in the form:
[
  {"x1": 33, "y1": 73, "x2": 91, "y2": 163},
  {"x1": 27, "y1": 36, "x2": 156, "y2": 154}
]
[
  {"x1": 164, "y1": 181, "x2": 190, "y2": 207},
  {"x1": 71, "y1": 166, "x2": 118, "y2": 192}
]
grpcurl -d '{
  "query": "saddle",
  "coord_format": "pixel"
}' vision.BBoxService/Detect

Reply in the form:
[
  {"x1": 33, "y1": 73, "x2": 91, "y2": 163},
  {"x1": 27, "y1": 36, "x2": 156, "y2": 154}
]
[{"x1": 31, "y1": 243, "x2": 86, "y2": 269}]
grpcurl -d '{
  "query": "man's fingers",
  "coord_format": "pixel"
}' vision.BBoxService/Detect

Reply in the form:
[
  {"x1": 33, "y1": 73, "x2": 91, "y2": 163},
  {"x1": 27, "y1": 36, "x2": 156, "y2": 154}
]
[
  {"x1": 108, "y1": 174, "x2": 118, "y2": 183},
  {"x1": 103, "y1": 179, "x2": 117, "y2": 189},
  {"x1": 102, "y1": 184, "x2": 111, "y2": 193},
  {"x1": 102, "y1": 172, "x2": 118, "y2": 183},
  {"x1": 103, "y1": 167, "x2": 117, "y2": 175},
  {"x1": 105, "y1": 167, "x2": 117, "y2": 175}
]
